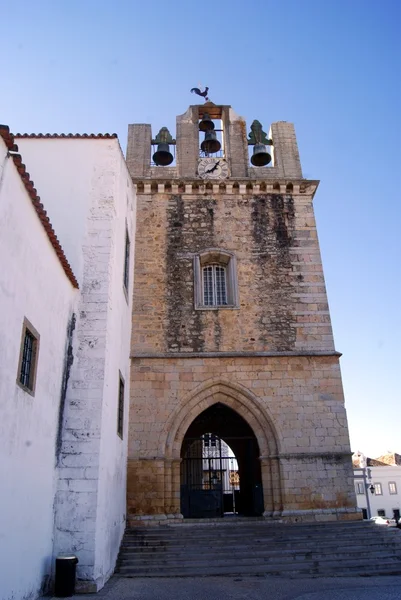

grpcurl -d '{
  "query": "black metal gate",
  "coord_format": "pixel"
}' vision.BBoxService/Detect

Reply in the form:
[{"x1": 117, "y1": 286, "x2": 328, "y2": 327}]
[{"x1": 181, "y1": 434, "x2": 262, "y2": 519}]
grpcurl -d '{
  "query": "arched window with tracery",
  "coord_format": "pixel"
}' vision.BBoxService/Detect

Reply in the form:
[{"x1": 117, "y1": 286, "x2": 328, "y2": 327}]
[{"x1": 194, "y1": 249, "x2": 239, "y2": 309}]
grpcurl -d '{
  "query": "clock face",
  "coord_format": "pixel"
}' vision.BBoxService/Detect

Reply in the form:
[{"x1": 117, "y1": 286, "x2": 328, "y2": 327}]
[{"x1": 198, "y1": 158, "x2": 229, "y2": 180}]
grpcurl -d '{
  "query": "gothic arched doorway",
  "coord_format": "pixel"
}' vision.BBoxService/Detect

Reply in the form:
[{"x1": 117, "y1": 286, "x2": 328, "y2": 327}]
[{"x1": 180, "y1": 403, "x2": 263, "y2": 518}]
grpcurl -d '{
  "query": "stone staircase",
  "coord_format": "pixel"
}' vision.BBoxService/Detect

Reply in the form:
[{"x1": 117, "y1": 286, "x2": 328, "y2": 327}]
[{"x1": 115, "y1": 519, "x2": 401, "y2": 578}]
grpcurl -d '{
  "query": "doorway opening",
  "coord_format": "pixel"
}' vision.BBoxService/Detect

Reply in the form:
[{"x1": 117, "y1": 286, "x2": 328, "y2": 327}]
[{"x1": 180, "y1": 403, "x2": 263, "y2": 518}]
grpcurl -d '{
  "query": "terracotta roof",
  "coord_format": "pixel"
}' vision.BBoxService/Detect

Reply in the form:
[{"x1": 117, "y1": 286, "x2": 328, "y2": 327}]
[
  {"x1": 15, "y1": 133, "x2": 117, "y2": 139},
  {"x1": 367, "y1": 458, "x2": 388, "y2": 467},
  {"x1": 374, "y1": 453, "x2": 401, "y2": 466},
  {"x1": 0, "y1": 125, "x2": 79, "y2": 289}
]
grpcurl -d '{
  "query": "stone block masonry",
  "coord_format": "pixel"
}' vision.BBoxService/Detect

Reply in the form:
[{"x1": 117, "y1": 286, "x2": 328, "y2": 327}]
[
  {"x1": 128, "y1": 355, "x2": 356, "y2": 521},
  {"x1": 132, "y1": 189, "x2": 334, "y2": 355},
  {"x1": 127, "y1": 103, "x2": 358, "y2": 525}
]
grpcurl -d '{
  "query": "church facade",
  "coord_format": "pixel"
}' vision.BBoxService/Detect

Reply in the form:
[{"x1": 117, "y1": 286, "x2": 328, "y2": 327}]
[
  {"x1": 0, "y1": 99, "x2": 358, "y2": 600},
  {"x1": 126, "y1": 103, "x2": 358, "y2": 523}
]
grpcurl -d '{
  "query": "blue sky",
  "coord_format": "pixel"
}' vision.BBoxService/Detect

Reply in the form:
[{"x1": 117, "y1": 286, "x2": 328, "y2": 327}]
[{"x1": 3, "y1": 0, "x2": 400, "y2": 457}]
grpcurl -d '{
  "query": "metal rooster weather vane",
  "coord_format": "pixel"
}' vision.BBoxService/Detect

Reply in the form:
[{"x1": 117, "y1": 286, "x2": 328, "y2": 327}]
[{"x1": 190, "y1": 85, "x2": 209, "y2": 102}]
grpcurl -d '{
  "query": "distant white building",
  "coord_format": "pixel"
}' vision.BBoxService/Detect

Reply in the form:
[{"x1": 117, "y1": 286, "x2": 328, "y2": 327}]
[
  {"x1": 202, "y1": 435, "x2": 239, "y2": 494},
  {"x1": 353, "y1": 451, "x2": 401, "y2": 521}
]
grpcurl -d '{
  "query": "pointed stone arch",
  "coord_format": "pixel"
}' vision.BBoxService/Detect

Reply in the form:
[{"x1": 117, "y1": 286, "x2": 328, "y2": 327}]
[
  {"x1": 162, "y1": 378, "x2": 283, "y2": 517},
  {"x1": 164, "y1": 377, "x2": 280, "y2": 459}
]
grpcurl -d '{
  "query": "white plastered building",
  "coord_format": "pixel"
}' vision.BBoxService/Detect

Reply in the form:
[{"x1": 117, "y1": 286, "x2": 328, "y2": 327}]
[
  {"x1": 0, "y1": 127, "x2": 136, "y2": 598},
  {"x1": 353, "y1": 452, "x2": 401, "y2": 521}
]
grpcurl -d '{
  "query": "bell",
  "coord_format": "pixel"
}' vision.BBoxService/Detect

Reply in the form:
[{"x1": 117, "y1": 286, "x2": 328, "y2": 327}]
[
  {"x1": 199, "y1": 113, "x2": 214, "y2": 132},
  {"x1": 152, "y1": 143, "x2": 174, "y2": 166},
  {"x1": 201, "y1": 131, "x2": 221, "y2": 154},
  {"x1": 251, "y1": 143, "x2": 272, "y2": 167}
]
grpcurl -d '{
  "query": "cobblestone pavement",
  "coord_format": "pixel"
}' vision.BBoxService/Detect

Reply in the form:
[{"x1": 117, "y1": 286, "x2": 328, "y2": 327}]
[{"x1": 55, "y1": 574, "x2": 401, "y2": 600}]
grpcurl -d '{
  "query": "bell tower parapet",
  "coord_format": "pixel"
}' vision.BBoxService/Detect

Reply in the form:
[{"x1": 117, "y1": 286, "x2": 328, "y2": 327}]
[
  {"x1": 126, "y1": 123, "x2": 151, "y2": 177},
  {"x1": 126, "y1": 104, "x2": 303, "y2": 181},
  {"x1": 176, "y1": 106, "x2": 198, "y2": 178}
]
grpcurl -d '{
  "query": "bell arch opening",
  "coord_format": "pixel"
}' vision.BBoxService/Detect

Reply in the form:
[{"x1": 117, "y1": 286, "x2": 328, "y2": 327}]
[{"x1": 180, "y1": 403, "x2": 264, "y2": 518}]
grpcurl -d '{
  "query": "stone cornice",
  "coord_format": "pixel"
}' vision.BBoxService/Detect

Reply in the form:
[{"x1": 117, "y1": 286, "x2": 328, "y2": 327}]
[
  {"x1": 131, "y1": 350, "x2": 341, "y2": 360},
  {"x1": 133, "y1": 179, "x2": 320, "y2": 198}
]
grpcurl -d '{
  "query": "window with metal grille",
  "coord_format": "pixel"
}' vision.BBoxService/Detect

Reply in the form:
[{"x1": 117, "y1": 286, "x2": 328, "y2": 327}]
[
  {"x1": 123, "y1": 228, "x2": 130, "y2": 291},
  {"x1": 202, "y1": 264, "x2": 227, "y2": 306},
  {"x1": 194, "y1": 249, "x2": 239, "y2": 310},
  {"x1": 17, "y1": 318, "x2": 40, "y2": 395},
  {"x1": 204, "y1": 434, "x2": 217, "y2": 448},
  {"x1": 117, "y1": 374, "x2": 125, "y2": 439}
]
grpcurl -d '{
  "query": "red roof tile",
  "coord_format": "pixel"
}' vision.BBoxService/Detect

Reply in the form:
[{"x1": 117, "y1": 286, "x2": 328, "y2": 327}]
[
  {"x1": 0, "y1": 125, "x2": 79, "y2": 289},
  {"x1": 15, "y1": 133, "x2": 117, "y2": 139},
  {"x1": 367, "y1": 458, "x2": 387, "y2": 467},
  {"x1": 374, "y1": 453, "x2": 401, "y2": 466}
]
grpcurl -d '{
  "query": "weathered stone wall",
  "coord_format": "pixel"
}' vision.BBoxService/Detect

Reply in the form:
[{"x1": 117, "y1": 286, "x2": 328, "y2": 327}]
[
  {"x1": 132, "y1": 190, "x2": 334, "y2": 355},
  {"x1": 128, "y1": 105, "x2": 357, "y2": 524},
  {"x1": 128, "y1": 356, "x2": 356, "y2": 521}
]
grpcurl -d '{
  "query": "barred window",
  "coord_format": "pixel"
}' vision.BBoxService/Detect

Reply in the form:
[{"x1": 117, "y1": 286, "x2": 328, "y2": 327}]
[
  {"x1": 202, "y1": 265, "x2": 227, "y2": 306},
  {"x1": 17, "y1": 318, "x2": 40, "y2": 396},
  {"x1": 204, "y1": 434, "x2": 217, "y2": 448},
  {"x1": 194, "y1": 249, "x2": 238, "y2": 310}
]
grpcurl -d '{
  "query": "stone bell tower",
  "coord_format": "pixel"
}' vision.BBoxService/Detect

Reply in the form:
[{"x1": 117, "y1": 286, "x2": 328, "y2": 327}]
[{"x1": 125, "y1": 100, "x2": 358, "y2": 523}]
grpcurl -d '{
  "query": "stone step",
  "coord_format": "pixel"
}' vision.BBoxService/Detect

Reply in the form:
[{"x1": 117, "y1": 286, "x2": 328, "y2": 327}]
[
  {"x1": 117, "y1": 522, "x2": 401, "y2": 578},
  {"x1": 118, "y1": 544, "x2": 399, "y2": 561},
  {"x1": 116, "y1": 557, "x2": 401, "y2": 578},
  {"x1": 118, "y1": 553, "x2": 399, "y2": 570},
  {"x1": 121, "y1": 532, "x2": 398, "y2": 547},
  {"x1": 117, "y1": 549, "x2": 401, "y2": 568},
  {"x1": 125, "y1": 520, "x2": 369, "y2": 531},
  {"x1": 126, "y1": 523, "x2": 390, "y2": 539},
  {"x1": 121, "y1": 536, "x2": 400, "y2": 550}
]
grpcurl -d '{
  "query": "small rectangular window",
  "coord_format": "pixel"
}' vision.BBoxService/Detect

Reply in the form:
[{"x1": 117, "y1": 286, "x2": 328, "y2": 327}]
[
  {"x1": 123, "y1": 228, "x2": 130, "y2": 291},
  {"x1": 377, "y1": 509, "x2": 385, "y2": 517},
  {"x1": 215, "y1": 266, "x2": 227, "y2": 305},
  {"x1": 374, "y1": 483, "x2": 383, "y2": 496},
  {"x1": 202, "y1": 265, "x2": 227, "y2": 306},
  {"x1": 194, "y1": 251, "x2": 239, "y2": 310},
  {"x1": 389, "y1": 482, "x2": 397, "y2": 495},
  {"x1": 356, "y1": 482, "x2": 364, "y2": 495},
  {"x1": 17, "y1": 318, "x2": 40, "y2": 395},
  {"x1": 117, "y1": 374, "x2": 125, "y2": 439}
]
